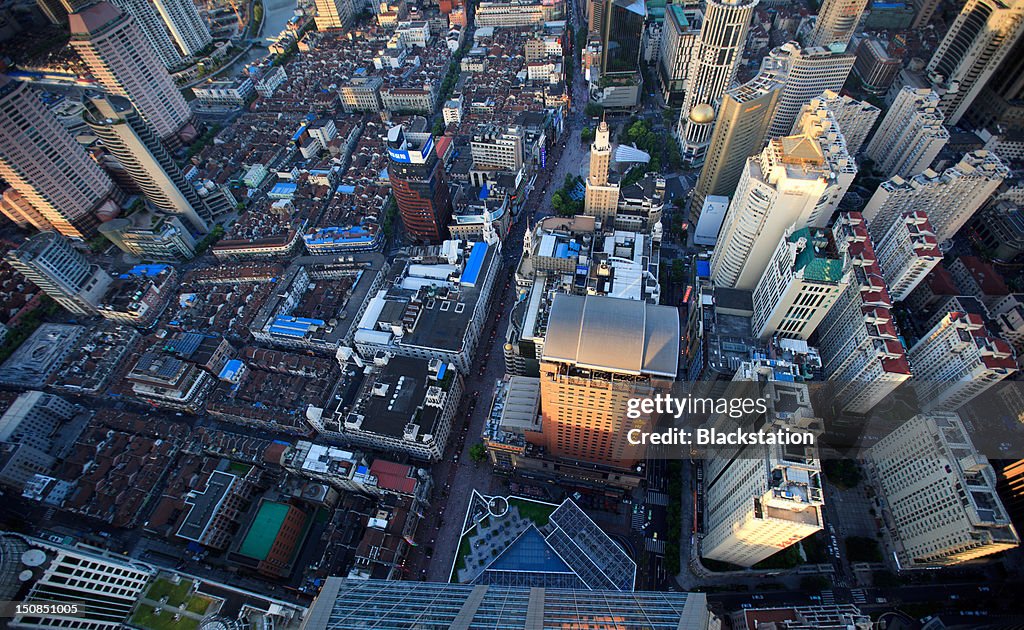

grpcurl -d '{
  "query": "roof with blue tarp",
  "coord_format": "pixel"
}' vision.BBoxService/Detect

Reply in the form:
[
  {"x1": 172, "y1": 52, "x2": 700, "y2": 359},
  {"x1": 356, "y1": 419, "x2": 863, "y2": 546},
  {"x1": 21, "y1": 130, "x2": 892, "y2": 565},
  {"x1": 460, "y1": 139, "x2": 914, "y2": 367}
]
[
  {"x1": 478, "y1": 184, "x2": 490, "y2": 200},
  {"x1": 696, "y1": 260, "x2": 711, "y2": 278},
  {"x1": 460, "y1": 242, "x2": 488, "y2": 286},
  {"x1": 292, "y1": 125, "x2": 307, "y2": 142},
  {"x1": 270, "y1": 182, "x2": 297, "y2": 196},
  {"x1": 269, "y1": 315, "x2": 325, "y2": 338},
  {"x1": 219, "y1": 359, "x2": 244, "y2": 380},
  {"x1": 304, "y1": 226, "x2": 377, "y2": 245},
  {"x1": 122, "y1": 264, "x2": 170, "y2": 278},
  {"x1": 336, "y1": 184, "x2": 356, "y2": 194}
]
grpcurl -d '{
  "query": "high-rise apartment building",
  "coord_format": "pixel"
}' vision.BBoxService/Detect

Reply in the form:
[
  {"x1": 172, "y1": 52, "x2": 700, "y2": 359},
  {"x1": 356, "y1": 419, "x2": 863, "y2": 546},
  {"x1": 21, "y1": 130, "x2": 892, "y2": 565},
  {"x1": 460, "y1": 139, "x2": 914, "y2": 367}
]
[
  {"x1": 0, "y1": 76, "x2": 117, "y2": 240},
  {"x1": 751, "y1": 225, "x2": 850, "y2": 340},
  {"x1": 69, "y1": 2, "x2": 195, "y2": 144},
  {"x1": 963, "y1": 32, "x2": 1024, "y2": 133},
  {"x1": 910, "y1": 0, "x2": 941, "y2": 27},
  {"x1": 584, "y1": 121, "x2": 620, "y2": 220},
  {"x1": 531, "y1": 293, "x2": 678, "y2": 470},
  {"x1": 386, "y1": 123, "x2": 451, "y2": 244},
  {"x1": 703, "y1": 365, "x2": 823, "y2": 567},
  {"x1": 690, "y1": 63, "x2": 784, "y2": 217},
  {"x1": 676, "y1": 0, "x2": 759, "y2": 165},
  {"x1": 303, "y1": 578, "x2": 716, "y2": 629},
  {"x1": 5, "y1": 232, "x2": 112, "y2": 316},
  {"x1": 314, "y1": 0, "x2": 354, "y2": 29},
  {"x1": 817, "y1": 213, "x2": 911, "y2": 415},
  {"x1": 874, "y1": 210, "x2": 942, "y2": 302},
  {"x1": 0, "y1": 189, "x2": 53, "y2": 232},
  {"x1": 868, "y1": 412, "x2": 1019, "y2": 567},
  {"x1": 765, "y1": 44, "x2": 855, "y2": 139},
  {"x1": 84, "y1": 95, "x2": 210, "y2": 234},
  {"x1": 152, "y1": 0, "x2": 212, "y2": 58},
  {"x1": 799, "y1": 90, "x2": 879, "y2": 156},
  {"x1": 657, "y1": 4, "x2": 700, "y2": 104},
  {"x1": 907, "y1": 311, "x2": 1017, "y2": 411},
  {"x1": 710, "y1": 108, "x2": 855, "y2": 290},
  {"x1": 926, "y1": 0, "x2": 1024, "y2": 125},
  {"x1": 862, "y1": 150, "x2": 1008, "y2": 244},
  {"x1": 98, "y1": 215, "x2": 197, "y2": 261},
  {"x1": 864, "y1": 87, "x2": 948, "y2": 179},
  {"x1": 852, "y1": 36, "x2": 902, "y2": 94},
  {"x1": 807, "y1": 0, "x2": 868, "y2": 50},
  {"x1": 108, "y1": 0, "x2": 181, "y2": 68}
]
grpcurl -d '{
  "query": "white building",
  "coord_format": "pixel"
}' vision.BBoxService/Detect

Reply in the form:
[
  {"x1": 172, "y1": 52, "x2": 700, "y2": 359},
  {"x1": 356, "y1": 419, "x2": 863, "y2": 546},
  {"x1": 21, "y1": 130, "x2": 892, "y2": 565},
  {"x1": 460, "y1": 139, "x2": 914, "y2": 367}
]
[
  {"x1": 764, "y1": 43, "x2": 856, "y2": 139},
  {"x1": 109, "y1": 0, "x2": 182, "y2": 68},
  {"x1": 797, "y1": 89, "x2": 879, "y2": 156},
  {"x1": 4, "y1": 232, "x2": 112, "y2": 316},
  {"x1": 442, "y1": 96, "x2": 463, "y2": 126},
  {"x1": 584, "y1": 120, "x2": 619, "y2": 220},
  {"x1": 470, "y1": 125, "x2": 525, "y2": 172},
  {"x1": 751, "y1": 225, "x2": 850, "y2": 340},
  {"x1": 152, "y1": 0, "x2": 212, "y2": 58},
  {"x1": 874, "y1": 210, "x2": 942, "y2": 302},
  {"x1": 807, "y1": 0, "x2": 868, "y2": 50},
  {"x1": 864, "y1": 87, "x2": 948, "y2": 179},
  {"x1": 710, "y1": 108, "x2": 855, "y2": 290},
  {"x1": 868, "y1": 412, "x2": 1019, "y2": 567},
  {"x1": 816, "y1": 213, "x2": 911, "y2": 415},
  {"x1": 908, "y1": 311, "x2": 1017, "y2": 412},
  {"x1": 862, "y1": 151, "x2": 1008, "y2": 244},
  {"x1": 693, "y1": 195, "x2": 729, "y2": 246}
]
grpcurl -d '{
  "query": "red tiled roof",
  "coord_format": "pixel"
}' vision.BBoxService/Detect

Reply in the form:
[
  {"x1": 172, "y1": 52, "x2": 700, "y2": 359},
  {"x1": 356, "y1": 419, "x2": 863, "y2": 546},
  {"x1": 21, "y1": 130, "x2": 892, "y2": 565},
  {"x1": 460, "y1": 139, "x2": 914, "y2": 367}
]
[{"x1": 370, "y1": 459, "x2": 417, "y2": 494}]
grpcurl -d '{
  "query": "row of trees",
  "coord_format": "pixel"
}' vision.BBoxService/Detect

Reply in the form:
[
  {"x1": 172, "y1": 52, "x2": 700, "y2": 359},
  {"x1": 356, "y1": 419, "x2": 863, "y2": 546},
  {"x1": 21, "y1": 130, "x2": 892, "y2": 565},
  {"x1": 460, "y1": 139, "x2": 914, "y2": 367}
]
[{"x1": 552, "y1": 174, "x2": 584, "y2": 216}]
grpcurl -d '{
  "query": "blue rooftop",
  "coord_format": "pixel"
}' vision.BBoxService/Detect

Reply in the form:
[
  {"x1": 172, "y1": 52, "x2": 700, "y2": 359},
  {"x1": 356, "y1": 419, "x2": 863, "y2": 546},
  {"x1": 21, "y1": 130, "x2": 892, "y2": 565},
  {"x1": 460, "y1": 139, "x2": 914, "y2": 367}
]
[
  {"x1": 488, "y1": 527, "x2": 573, "y2": 574},
  {"x1": 460, "y1": 242, "x2": 488, "y2": 287},
  {"x1": 219, "y1": 359, "x2": 244, "y2": 380},
  {"x1": 120, "y1": 264, "x2": 169, "y2": 279},
  {"x1": 696, "y1": 260, "x2": 711, "y2": 278},
  {"x1": 270, "y1": 182, "x2": 297, "y2": 196}
]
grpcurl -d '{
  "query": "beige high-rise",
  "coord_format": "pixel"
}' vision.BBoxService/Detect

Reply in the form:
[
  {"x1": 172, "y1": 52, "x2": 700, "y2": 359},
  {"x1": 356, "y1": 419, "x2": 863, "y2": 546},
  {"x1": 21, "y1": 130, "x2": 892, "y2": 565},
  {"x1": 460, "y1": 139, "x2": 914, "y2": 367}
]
[
  {"x1": 864, "y1": 87, "x2": 948, "y2": 179},
  {"x1": 807, "y1": 0, "x2": 869, "y2": 50},
  {"x1": 584, "y1": 121, "x2": 619, "y2": 220}
]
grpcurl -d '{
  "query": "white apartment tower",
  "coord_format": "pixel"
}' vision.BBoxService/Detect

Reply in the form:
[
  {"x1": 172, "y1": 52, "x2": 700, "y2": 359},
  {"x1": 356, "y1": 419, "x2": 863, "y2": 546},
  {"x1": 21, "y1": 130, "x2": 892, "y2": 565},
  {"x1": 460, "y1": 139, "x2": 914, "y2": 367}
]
[
  {"x1": 874, "y1": 210, "x2": 942, "y2": 302},
  {"x1": 907, "y1": 311, "x2": 1017, "y2": 412},
  {"x1": 676, "y1": 0, "x2": 759, "y2": 166},
  {"x1": 796, "y1": 89, "x2": 879, "y2": 156},
  {"x1": 584, "y1": 121, "x2": 620, "y2": 220},
  {"x1": 751, "y1": 225, "x2": 850, "y2": 340},
  {"x1": 710, "y1": 107, "x2": 855, "y2": 290},
  {"x1": 5, "y1": 232, "x2": 112, "y2": 316},
  {"x1": 0, "y1": 76, "x2": 117, "y2": 240},
  {"x1": 658, "y1": 4, "x2": 701, "y2": 104},
  {"x1": 807, "y1": 0, "x2": 869, "y2": 50},
  {"x1": 703, "y1": 369, "x2": 823, "y2": 567},
  {"x1": 864, "y1": 87, "x2": 949, "y2": 179},
  {"x1": 816, "y1": 213, "x2": 911, "y2": 415},
  {"x1": 108, "y1": 0, "x2": 182, "y2": 68},
  {"x1": 153, "y1": 0, "x2": 213, "y2": 58},
  {"x1": 926, "y1": 0, "x2": 1024, "y2": 125},
  {"x1": 863, "y1": 150, "x2": 1008, "y2": 244},
  {"x1": 765, "y1": 43, "x2": 856, "y2": 139},
  {"x1": 69, "y1": 2, "x2": 194, "y2": 143},
  {"x1": 868, "y1": 412, "x2": 1019, "y2": 567}
]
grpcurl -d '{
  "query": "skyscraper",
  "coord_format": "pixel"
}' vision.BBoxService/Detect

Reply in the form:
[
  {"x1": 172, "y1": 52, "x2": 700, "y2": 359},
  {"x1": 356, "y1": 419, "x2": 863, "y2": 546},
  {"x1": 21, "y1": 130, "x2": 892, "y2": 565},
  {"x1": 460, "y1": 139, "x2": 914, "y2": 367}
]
[
  {"x1": 807, "y1": 0, "x2": 869, "y2": 50},
  {"x1": 386, "y1": 122, "x2": 451, "y2": 244},
  {"x1": 710, "y1": 109, "x2": 855, "y2": 290},
  {"x1": 314, "y1": 0, "x2": 355, "y2": 29},
  {"x1": 750, "y1": 225, "x2": 850, "y2": 340},
  {"x1": 658, "y1": 4, "x2": 700, "y2": 105},
  {"x1": 5, "y1": 232, "x2": 112, "y2": 315},
  {"x1": 84, "y1": 95, "x2": 210, "y2": 234},
  {"x1": 584, "y1": 121, "x2": 620, "y2": 220},
  {"x1": 152, "y1": 0, "x2": 212, "y2": 58},
  {"x1": 764, "y1": 43, "x2": 856, "y2": 139},
  {"x1": 926, "y1": 0, "x2": 1024, "y2": 125},
  {"x1": 862, "y1": 150, "x2": 1008, "y2": 244},
  {"x1": 816, "y1": 213, "x2": 911, "y2": 415},
  {"x1": 0, "y1": 189, "x2": 53, "y2": 233},
  {"x1": 69, "y1": 2, "x2": 195, "y2": 144},
  {"x1": 690, "y1": 59, "x2": 785, "y2": 216},
  {"x1": 0, "y1": 76, "x2": 117, "y2": 240},
  {"x1": 531, "y1": 293, "x2": 678, "y2": 470},
  {"x1": 964, "y1": 32, "x2": 1024, "y2": 132},
  {"x1": 799, "y1": 90, "x2": 879, "y2": 156},
  {"x1": 676, "y1": 0, "x2": 759, "y2": 165},
  {"x1": 874, "y1": 210, "x2": 942, "y2": 302},
  {"x1": 601, "y1": 0, "x2": 645, "y2": 77},
  {"x1": 864, "y1": 87, "x2": 948, "y2": 179},
  {"x1": 109, "y1": 0, "x2": 182, "y2": 68},
  {"x1": 868, "y1": 412, "x2": 1019, "y2": 567}
]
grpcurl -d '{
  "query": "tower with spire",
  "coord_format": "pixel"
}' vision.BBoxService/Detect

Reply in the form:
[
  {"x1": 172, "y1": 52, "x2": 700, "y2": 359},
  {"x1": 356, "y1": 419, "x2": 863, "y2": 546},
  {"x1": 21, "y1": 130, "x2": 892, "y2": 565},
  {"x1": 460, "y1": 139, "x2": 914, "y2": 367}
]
[{"x1": 583, "y1": 120, "x2": 620, "y2": 220}]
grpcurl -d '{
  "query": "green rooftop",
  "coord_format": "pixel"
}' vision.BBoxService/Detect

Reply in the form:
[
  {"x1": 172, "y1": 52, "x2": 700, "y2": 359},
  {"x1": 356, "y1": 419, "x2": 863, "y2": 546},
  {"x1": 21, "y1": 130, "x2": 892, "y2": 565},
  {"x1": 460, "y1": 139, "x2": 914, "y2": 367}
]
[
  {"x1": 789, "y1": 228, "x2": 845, "y2": 283},
  {"x1": 238, "y1": 501, "x2": 290, "y2": 560},
  {"x1": 667, "y1": 4, "x2": 687, "y2": 26}
]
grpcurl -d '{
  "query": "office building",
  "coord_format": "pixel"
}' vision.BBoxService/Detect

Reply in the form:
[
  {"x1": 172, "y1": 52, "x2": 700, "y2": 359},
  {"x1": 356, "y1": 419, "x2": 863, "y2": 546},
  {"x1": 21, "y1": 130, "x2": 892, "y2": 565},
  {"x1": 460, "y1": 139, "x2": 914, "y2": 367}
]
[
  {"x1": 303, "y1": 579, "x2": 715, "y2": 629},
  {"x1": 387, "y1": 122, "x2": 451, "y2": 244},
  {"x1": 926, "y1": 0, "x2": 1024, "y2": 125},
  {"x1": 801, "y1": 90, "x2": 879, "y2": 156},
  {"x1": 690, "y1": 66, "x2": 784, "y2": 216},
  {"x1": 69, "y1": 1, "x2": 195, "y2": 144},
  {"x1": 817, "y1": 213, "x2": 911, "y2": 415},
  {"x1": 734, "y1": 604, "x2": 871, "y2": 630},
  {"x1": 315, "y1": 0, "x2": 354, "y2": 29},
  {"x1": 751, "y1": 225, "x2": 850, "y2": 340},
  {"x1": 765, "y1": 43, "x2": 856, "y2": 140},
  {"x1": 658, "y1": 4, "x2": 700, "y2": 104},
  {"x1": 907, "y1": 311, "x2": 1017, "y2": 411},
  {"x1": 853, "y1": 37, "x2": 902, "y2": 94},
  {"x1": 864, "y1": 87, "x2": 948, "y2": 179},
  {"x1": 470, "y1": 125, "x2": 525, "y2": 172},
  {"x1": 530, "y1": 293, "x2": 678, "y2": 470},
  {"x1": 583, "y1": 121, "x2": 620, "y2": 219},
  {"x1": 868, "y1": 412, "x2": 1020, "y2": 567},
  {"x1": 0, "y1": 189, "x2": 53, "y2": 233},
  {"x1": 703, "y1": 367, "x2": 823, "y2": 567},
  {"x1": 874, "y1": 210, "x2": 942, "y2": 302},
  {"x1": 152, "y1": 0, "x2": 211, "y2": 58},
  {"x1": 3, "y1": 533, "x2": 155, "y2": 629},
  {"x1": 84, "y1": 95, "x2": 210, "y2": 233},
  {"x1": 0, "y1": 76, "x2": 117, "y2": 240},
  {"x1": 676, "y1": 0, "x2": 759, "y2": 165},
  {"x1": 98, "y1": 215, "x2": 197, "y2": 261},
  {"x1": 0, "y1": 391, "x2": 78, "y2": 457},
  {"x1": 710, "y1": 109, "x2": 855, "y2": 290},
  {"x1": 862, "y1": 150, "x2": 1008, "y2": 244},
  {"x1": 109, "y1": 0, "x2": 182, "y2": 68},
  {"x1": 911, "y1": 0, "x2": 940, "y2": 27},
  {"x1": 5, "y1": 232, "x2": 112, "y2": 316},
  {"x1": 601, "y1": 0, "x2": 645, "y2": 76},
  {"x1": 808, "y1": 0, "x2": 868, "y2": 50}
]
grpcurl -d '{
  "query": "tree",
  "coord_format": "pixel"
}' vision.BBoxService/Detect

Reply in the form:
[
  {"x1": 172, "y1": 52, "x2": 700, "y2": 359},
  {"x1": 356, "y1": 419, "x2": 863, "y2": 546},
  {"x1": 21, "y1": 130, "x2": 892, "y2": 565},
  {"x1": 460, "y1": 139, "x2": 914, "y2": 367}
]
[
  {"x1": 665, "y1": 135, "x2": 682, "y2": 171},
  {"x1": 580, "y1": 127, "x2": 594, "y2": 143},
  {"x1": 584, "y1": 102, "x2": 603, "y2": 118},
  {"x1": 469, "y1": 443, "x2": 487, "y2": 463},
  {"x1": 432, "y1": 120, "x2": 445, "y2": 136}
]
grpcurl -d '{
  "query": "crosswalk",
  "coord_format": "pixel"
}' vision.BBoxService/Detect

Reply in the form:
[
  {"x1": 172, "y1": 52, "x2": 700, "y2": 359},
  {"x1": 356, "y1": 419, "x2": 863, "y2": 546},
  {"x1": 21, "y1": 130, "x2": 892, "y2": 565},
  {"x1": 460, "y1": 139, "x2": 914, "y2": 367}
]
[
  {"x1": 645, "y1": 538, "x2": 665, "y2": 554},
  {"x1": 851, "y1": 589, "x2": 867, "y2": 604},
  {"x1": 646, "y1": 491, "x2": 668, "y2": 506},
  {"x1": 631, "y1": 510, "x2": 645, "y2": 530},
  {"x1": 821, "y1": 590, "x2": 835, "y2": 605}
]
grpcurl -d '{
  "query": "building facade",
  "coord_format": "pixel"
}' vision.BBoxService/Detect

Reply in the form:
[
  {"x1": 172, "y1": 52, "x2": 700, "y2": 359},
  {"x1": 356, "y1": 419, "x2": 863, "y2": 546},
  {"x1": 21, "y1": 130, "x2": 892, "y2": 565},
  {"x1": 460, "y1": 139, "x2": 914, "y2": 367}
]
[
  {"x1": 864, "y1": 87, "x2": 948, "y2": 179},
  {"x1": 5, "y1": 232, "x2": 112, "y2": 316},
  {"x1": 873, "y1": 210, "x2": 942, "y2": 302},
  {"x1": 807, "y1": 0, "x2": 868, "y2": 50},
  {"x1": 387, "y1": 123, "x2": 452, "y2": 244}
]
